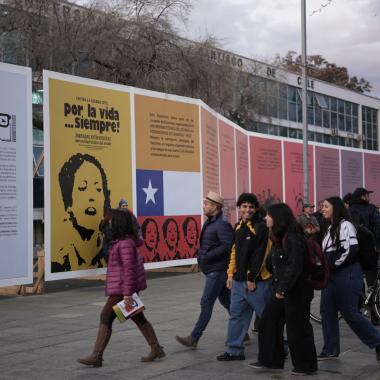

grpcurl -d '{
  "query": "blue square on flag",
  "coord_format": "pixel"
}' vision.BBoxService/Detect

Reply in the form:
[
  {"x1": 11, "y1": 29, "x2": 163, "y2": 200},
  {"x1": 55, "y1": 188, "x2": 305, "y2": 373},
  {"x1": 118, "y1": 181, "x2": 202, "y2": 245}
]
[{"x1": 136, "y1": 170, "x2": 164, "y2": 216}]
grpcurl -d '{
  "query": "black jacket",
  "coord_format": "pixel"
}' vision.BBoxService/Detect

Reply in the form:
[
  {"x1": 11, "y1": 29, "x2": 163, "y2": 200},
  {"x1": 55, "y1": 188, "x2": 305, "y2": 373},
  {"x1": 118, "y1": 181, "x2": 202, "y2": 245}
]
[
  {"x1": 232, "y1": 213, "x2": 269, "y2": 281},
  {"x1": 267, "y1": 231, "x2": 309, "y2": 295},
  {"x1": 349, "y1": 199, "x2": 380, "y2": 249},
  {"x1": 197, "y1": 211, "x2": 234, "y2": 274}
]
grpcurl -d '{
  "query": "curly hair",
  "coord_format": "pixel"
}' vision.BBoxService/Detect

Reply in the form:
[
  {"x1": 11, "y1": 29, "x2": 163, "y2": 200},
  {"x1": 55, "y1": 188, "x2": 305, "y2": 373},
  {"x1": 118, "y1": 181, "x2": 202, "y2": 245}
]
[
  {"x1": 236, "y1": 192, "x2": 259, "y2": 208},
  {"x1": 58, "y1": 153, "x2": 111, "y2": 215}
]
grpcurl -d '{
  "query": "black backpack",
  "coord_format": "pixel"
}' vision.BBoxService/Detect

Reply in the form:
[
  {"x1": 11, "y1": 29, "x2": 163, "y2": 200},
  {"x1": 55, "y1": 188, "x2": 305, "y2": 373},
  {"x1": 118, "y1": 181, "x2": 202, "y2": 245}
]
[
  {"x1": 355, "y1": 224, "x2": 378, "y2": 270},
  {"x1": 305, "y1": 236, "x2": 330, "y2": 290},
  {"x1": 350, "y1": 210, "x2": 379, "y2": 271}
]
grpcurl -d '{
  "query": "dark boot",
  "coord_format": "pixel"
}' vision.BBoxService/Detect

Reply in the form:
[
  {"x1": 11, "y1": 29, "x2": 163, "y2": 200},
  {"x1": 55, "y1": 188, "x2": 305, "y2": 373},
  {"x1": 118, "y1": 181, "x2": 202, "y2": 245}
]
[
  {"x1": 137, "y1": 321, "x2": 166, "y2": 362},
  {"x1": 77, "y1": 324, "x2": 111, "y2": 367}
]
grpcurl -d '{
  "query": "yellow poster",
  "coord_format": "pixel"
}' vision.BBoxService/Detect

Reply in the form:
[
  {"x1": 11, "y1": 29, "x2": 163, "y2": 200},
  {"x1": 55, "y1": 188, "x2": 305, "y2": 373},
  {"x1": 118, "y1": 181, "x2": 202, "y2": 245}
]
[
  {"x1": 135, "y1": 95, "x2": 200, "y2": 172},
  {"x1": 48, "y1": 77, "x2": 132, "y2": 276}
]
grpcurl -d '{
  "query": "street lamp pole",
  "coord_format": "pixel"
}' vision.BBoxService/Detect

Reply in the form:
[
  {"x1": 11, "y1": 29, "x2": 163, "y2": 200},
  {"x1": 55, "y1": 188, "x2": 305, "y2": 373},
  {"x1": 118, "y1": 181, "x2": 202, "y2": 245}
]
[{"x1": 301, "y1": 0, "x2": 309, "y2": 204}]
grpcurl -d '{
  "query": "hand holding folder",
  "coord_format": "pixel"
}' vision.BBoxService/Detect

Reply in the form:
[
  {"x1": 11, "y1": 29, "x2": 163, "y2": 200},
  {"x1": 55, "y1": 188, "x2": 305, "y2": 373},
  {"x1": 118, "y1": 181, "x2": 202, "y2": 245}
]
[{"x1": 112, "y1": 293, "x2": 145, "y2": 323}]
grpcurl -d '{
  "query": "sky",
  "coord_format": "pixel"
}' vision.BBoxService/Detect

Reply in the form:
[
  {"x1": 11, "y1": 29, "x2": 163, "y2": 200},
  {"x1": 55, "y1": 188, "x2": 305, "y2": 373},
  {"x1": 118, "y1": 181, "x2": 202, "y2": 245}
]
[{"x1": 176, "y1": 0, "x2": 380, "y2": 98}]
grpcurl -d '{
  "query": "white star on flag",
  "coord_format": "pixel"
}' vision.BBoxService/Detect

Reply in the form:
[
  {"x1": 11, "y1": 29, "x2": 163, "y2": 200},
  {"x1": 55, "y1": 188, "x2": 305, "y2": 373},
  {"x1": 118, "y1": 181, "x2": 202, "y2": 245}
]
[{"x1": 142, "y1": 179, "x2": 158, "y2": 205}]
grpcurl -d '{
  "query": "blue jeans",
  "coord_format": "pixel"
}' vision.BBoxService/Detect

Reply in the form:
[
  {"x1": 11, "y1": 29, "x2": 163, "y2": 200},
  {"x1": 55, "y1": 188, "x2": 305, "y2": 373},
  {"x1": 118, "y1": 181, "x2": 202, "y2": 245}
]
[
  {"x1": 191, "y1": 271, "x2": 230, "y2": 341},
  {"x1": 321, "y1": 262, "x2": 380, "y2": 355},
  {"x1": 227, "y1": 279, "x2": 272, "y2": 355}
]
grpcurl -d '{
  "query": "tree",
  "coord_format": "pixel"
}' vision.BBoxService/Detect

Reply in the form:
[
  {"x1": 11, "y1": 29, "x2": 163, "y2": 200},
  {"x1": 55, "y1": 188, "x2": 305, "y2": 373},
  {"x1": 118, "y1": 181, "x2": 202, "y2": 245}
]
[
  {"x1": 275, "y1": 51, "x2": 372, "y2": 93},
  {"x1": 0, "y1": 0, "x2": 270, "y2": 129}
]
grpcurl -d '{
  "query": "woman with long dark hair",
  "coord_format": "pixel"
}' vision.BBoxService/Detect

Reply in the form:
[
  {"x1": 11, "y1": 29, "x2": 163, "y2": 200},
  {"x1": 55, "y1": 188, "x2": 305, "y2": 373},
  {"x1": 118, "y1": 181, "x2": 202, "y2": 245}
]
[
  {"x1": 249, "y1": 203, "x2": 317, "y2": 375},
  {"x1": 77, "y1": 209, "x2": 165, "y2": 367},
  {"x1": 319, "y1": 196, "x2": 380, "y2": 361}
]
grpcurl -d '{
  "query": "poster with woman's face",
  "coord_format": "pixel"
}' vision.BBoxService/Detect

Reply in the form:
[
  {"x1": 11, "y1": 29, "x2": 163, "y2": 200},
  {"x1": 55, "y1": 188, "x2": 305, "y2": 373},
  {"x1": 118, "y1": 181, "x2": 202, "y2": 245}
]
[
  {"x1": 134, "y1": 95, "x2": 202, "y2": 266},
  {"x1": 138, "y1": 215, "x2": 201, "y2": 263},
  {"x1": 45, "y1": 72, "x2": 133, "y2": 280}
]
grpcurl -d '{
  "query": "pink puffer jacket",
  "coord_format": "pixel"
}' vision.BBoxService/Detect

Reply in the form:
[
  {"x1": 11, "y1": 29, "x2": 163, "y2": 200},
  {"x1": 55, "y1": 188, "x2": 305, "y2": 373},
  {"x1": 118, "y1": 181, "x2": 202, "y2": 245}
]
[{"x1": 105, "y1": 237, "x2": 147, "y2": 296}]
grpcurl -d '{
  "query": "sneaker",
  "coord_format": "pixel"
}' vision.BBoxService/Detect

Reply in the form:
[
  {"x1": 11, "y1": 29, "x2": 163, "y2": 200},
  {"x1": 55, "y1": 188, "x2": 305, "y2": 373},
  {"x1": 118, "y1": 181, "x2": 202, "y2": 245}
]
[
  {"x1": 317, "y1": 352, "x2": 339, "y2": 361},
  {"x1": 217, "y1": 352, "x2": 245, "y2": 361},
  {"x1": 376, "y1": 344, "x2": 380, "y2": 362},
  {"x1": 175, "y1": 335, "x2": 197, "y2": 349},
  {"x1": 291, "y1": 368, "x2": 316, "y2": 376},
  {"x1": 248, "y1": 362, "x2": 283, "y2": 370},
  {"x1": 248, "y1": 362, "x2": 265, "y2": 369}
]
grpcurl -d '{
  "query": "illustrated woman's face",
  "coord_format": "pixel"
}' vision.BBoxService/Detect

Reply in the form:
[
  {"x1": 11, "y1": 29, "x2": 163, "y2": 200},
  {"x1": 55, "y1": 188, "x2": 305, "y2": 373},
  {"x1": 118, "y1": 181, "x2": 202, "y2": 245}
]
[
  {"x1": 145, "y1": 221, "x2": 158, "y2": 249},
  {"x1": 186, "y1": 220, "x2": 198, "y2": 245},
  {"x1": 166, "y1": 221, "x2": 178, "y2": 248},
  {"x1": 322, "y1": 200, "x2": 333, "y2": 221},
  {"x1": 266, "y1": 214, "x2": 274, "y2": 228},
  {"x1": 68, "y1": 161, "x2": 104, "y2": 228}
]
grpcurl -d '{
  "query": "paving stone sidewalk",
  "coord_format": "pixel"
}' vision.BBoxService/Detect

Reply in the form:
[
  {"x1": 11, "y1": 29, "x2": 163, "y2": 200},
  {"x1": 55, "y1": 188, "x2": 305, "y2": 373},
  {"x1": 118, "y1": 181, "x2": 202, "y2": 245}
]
[{"x1": 0, "y1": 272, "x2": 379, "y2": 380}]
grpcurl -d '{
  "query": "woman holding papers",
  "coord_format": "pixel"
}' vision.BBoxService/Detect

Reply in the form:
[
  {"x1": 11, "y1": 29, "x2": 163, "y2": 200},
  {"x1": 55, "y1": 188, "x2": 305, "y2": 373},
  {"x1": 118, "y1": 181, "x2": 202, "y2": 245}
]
[{"x1": 77, "y1": 209, "x2": 165, "y2": 367}]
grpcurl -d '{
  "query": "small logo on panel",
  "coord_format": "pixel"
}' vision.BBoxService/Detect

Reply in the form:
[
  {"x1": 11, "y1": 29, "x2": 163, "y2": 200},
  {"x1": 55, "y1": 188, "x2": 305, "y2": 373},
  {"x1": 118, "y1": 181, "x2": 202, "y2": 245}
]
[{"x1": 0, "y1": 113, "x2": 16, "y2": 142}]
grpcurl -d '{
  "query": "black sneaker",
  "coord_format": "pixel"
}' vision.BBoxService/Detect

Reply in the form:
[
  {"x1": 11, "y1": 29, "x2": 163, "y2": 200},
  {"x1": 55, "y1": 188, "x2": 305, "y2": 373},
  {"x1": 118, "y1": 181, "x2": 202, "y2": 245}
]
[
  {"x1": 248, "y1": 362, "x2": 283, "y2": 370},
  {"x1": 317, "y1": 352, "x2": 339, "y2": 361},
  {"x1": 291, "y1": 368, "x2": 316, "y2": 376},
  {"x1": 376, "y1": 344, "x2": 380, "y2": 362},
  {"x1": 248, "y1": 362, "x2": 265, "y2": 369},
  {"x1": 217, "y1": 352, "x2": 245, "y2": 361}
]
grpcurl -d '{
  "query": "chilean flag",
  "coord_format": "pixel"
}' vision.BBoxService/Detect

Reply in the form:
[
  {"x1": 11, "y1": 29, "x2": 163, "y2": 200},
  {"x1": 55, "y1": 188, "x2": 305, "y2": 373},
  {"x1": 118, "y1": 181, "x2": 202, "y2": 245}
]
[{"x1": 136, "y1": 169, "x2": 201, "y2": 216}]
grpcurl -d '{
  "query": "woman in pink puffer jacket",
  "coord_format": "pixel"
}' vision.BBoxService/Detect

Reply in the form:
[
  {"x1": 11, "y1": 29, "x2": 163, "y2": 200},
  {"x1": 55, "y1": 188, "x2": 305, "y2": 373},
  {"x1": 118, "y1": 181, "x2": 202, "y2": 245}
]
[{"x1": 77, "y1": 209, "x2": 165, "y2": 367}]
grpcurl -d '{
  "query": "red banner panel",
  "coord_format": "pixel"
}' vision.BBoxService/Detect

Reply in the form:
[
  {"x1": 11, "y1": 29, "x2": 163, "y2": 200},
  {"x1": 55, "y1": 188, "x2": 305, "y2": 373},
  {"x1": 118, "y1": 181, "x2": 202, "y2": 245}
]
[
  {"x1": 201, "y1": 108, "x2": 220, "y2": 196},
  {"x1": 341, "y1": 150, "x2": 363, "y2": 197},
  {"x1": 236, "y1": 129, "x2": 250, "y2": 196},
  {"x1": 219, "y1": 120, "x2": 237, "y2": 224},
  {"x1": 138, "y1": 215, "x2": 201, "y2": 263},
  {"x1": 284, "y1": 141, "x2": 314, "y2": 215},
  {"x1": 250, "y1": 136, "x2": 283, "y2": 208},
  {"x1": 364, "y1": 153, "x2": 380, "y2": 206},
  {"x1": 315, "y1": 146, "x2": 340, "y2": 203}
]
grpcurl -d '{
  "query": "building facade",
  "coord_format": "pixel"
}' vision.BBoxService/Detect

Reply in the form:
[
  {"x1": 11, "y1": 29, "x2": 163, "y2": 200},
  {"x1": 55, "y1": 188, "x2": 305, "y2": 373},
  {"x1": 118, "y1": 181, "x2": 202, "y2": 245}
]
[{"x1": 209, "y1": 49, "x2": 379, "y2": 152}]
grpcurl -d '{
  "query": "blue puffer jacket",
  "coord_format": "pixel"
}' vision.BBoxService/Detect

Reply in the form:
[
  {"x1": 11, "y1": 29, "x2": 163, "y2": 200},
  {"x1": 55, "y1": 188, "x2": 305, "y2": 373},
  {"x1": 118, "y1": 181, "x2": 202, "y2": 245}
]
[{"x1": 197, "y1": 211, "x2": 234, "y2": 274}]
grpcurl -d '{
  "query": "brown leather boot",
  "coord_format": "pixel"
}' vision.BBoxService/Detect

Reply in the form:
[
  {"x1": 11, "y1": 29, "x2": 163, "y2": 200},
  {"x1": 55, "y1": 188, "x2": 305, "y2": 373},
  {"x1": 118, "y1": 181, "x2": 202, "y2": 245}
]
[
  {"x1": 136, "y1": 321, "x2": 166, "y2": 362},
  {"x1": 77, "y1": 324, "x2": 111, "y2": 367}
]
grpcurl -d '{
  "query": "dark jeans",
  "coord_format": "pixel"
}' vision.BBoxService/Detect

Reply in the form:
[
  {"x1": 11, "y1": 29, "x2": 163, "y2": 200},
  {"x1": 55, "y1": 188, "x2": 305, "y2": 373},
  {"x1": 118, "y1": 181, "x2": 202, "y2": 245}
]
[
  {"x1": 321, "y1": 263, "x2": 380, "y2": 354},
  {"x1": 258, "y1": 282, "x2": 317, "y2": 373},
  {"x1": 191, "y1": 270, "x2": 230, "y2": 341}
]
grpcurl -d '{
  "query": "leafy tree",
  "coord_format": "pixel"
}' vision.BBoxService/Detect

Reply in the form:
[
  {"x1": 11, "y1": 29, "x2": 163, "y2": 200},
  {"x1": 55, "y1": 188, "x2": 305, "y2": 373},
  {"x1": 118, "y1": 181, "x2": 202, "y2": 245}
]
[{"x1": 276, "y1": 51, "x2": 372, "y2": 93}]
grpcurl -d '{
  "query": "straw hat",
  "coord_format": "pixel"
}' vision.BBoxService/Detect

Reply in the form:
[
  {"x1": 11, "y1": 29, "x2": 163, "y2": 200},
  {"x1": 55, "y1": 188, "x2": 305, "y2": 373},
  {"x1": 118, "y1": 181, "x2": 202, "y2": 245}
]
[{"x1": 204, "y1": 191, "x2": 224, "y2": 207}]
